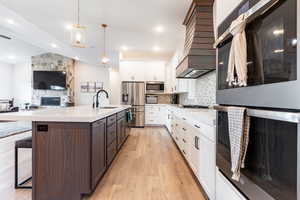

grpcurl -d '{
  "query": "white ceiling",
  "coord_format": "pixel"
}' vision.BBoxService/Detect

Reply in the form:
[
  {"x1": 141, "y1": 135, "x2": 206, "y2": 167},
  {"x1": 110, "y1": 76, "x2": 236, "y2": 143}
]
[
  {"x1": 0, "y1": 0, "x2": 191, "y2": 65},
  {"x1": 0, "y1": 27, "x2": 45, "y2": 64}
]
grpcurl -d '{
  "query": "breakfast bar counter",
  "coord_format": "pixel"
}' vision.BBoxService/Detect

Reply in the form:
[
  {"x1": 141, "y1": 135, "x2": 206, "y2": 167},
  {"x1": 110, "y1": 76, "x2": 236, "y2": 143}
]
[{"x1": 0, "y1": 105, "x2": 131, "y2": 200}]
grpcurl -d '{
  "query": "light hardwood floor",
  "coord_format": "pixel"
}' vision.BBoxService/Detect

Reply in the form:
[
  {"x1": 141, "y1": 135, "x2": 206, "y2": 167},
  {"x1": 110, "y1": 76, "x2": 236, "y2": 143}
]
[{"x1": 2, "y1": 127, "x2": 206, "y2": 200}]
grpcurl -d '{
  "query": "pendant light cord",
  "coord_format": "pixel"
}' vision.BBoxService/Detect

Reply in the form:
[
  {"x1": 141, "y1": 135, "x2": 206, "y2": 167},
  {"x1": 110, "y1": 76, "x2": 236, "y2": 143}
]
[
  {"x1": 77, "y1": 0, "x2": 80, "y2": 25},
  {"x1": 104, "y1": 27, "x2": 106, "y2": 56}
]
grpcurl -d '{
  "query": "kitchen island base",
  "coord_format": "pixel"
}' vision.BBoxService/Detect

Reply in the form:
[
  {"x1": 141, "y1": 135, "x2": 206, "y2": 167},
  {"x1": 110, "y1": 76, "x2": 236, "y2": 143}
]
[{"x1": 32, "y1": 110, "x2": 129, "y2": 200}]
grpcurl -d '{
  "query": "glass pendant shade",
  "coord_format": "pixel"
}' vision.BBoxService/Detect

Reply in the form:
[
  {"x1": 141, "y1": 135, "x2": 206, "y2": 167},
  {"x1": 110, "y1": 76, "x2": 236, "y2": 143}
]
[
  {"x1": 71, "y1": 24, "x2": 86, "y2": 48},
  {"x1": 101, "y1": 24, "x2": 110, "y2": 65},
  {"x1": 101, "y1": 56, "x2": 110, "y2": 64}
]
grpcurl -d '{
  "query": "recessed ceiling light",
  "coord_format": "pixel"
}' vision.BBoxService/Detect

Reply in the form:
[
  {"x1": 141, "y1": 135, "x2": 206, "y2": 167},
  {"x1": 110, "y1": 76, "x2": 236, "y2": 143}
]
[
  {"x1": 121, "y1": 46, "x2": 128, "y2": 51},
  {"x1": 51, "y1": 43, "x2": 58, "y2": 48},
  {"x1": 74, "y1": 56, "x2": 79, "y2": 60},
  {"x1": 154, "y1": 25, "x2": 164, "y2": 33},
  {"x1": 8, "y1": 55, "x2": 15, "y2": 59},
  {"x1": 6, "y1": 19, "x2": 15, "y2": 25},
  {"x1": 153, "y1": 46, "x2": 161, "y2": 52}
]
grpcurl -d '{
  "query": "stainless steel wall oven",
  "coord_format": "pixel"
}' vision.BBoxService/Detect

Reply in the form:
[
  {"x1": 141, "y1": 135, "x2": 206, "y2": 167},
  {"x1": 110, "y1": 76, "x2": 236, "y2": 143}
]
[
  {"x1": 215, "y1": 106, "x2": 299, "y2": 200},
  {"x1": 216, "y1": 0, "x2": 298, "y2": 109}
]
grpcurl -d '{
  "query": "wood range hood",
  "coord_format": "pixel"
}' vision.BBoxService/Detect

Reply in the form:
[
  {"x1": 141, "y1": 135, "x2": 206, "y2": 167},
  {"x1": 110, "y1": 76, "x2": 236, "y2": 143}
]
[{"x1": 176, "y1": 0, "x2": 216, "y2": 79}]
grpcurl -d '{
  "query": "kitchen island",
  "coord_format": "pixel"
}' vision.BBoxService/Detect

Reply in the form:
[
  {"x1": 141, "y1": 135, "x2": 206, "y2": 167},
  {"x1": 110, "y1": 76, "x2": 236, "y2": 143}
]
[{"x1": 0, "y1": 105, "x2": 131, "y2": 200}]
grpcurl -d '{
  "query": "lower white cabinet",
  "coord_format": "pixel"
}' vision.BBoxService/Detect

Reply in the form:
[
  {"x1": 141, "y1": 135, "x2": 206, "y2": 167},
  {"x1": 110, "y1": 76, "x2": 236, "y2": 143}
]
[
  {"x1": 216, "y1": 170, "x2": 246, "y2": 200},
  {"x1": 165, "y1": 108, "x2": 172, "y2": 132},
  {"x1": 198, "y1": 134, "x2": 216, "y2": 199},
  {"x1": 145, "y1": 105, "x2": 167, "y2": 125},
  {"x1": 168, "y1": 111, "x2": 216, "y2": 200}
]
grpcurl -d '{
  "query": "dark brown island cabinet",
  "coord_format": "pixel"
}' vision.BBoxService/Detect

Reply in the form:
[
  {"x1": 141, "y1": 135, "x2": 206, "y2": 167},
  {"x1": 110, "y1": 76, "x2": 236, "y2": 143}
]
[{"x1": 32, "y1": 109, "x2": 130, "y2": 200}]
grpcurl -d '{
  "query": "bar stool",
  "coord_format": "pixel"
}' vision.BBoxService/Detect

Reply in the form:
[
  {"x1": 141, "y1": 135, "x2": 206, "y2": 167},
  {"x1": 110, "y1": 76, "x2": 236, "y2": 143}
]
[{"x1": 15, "y1": 137, "x2": 32, "y2": 189}]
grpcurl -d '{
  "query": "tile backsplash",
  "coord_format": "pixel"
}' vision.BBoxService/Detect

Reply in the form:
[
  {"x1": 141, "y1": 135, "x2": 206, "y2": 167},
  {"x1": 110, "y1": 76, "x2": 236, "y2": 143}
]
[{"x1": 179, "y1": 71, "x2": 216, "y2": 106}]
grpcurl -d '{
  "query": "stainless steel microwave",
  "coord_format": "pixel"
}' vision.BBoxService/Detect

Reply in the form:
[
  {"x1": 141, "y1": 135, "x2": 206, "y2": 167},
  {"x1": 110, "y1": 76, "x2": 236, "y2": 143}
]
[
  {"x1": 146, "y1": 82, "x2": 165, "y2": 93},
  {"x1": 216, "y1": 0, "x2": 298, "y2": 110}
]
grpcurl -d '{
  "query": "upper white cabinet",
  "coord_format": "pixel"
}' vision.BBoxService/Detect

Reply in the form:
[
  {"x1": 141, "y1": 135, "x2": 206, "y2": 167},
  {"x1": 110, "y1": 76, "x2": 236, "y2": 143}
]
[
  {"x1": 120, "y1": 61, "x2": 165, "y2": 82},
  {"x1": 119, "y1": 61, "x2": 145, "y2": 81},
  {"x1": 145, "y1": 62, "x2": 165, "y2": 82}
]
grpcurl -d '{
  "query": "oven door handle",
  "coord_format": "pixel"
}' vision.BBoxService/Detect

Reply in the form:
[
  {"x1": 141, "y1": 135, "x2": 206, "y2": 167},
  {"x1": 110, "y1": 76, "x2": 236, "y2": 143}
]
[{"x1": 214, "y1": 105, "x2": 300, "y2": 123}]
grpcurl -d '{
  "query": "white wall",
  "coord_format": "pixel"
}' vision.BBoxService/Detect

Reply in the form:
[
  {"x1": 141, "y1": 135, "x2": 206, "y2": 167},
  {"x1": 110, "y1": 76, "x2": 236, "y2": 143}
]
[
  {"x1": 74, "y1": 61, "x2": 110, "y2": 106},
  {"x1": 109, "y1": 68, "x2": 121, "y2": 105},
  {"x1": 0, "y1": 61, "x2": 13, "y2": 99},
  {"x1": 12, "y1": 60, "x2": 32, "y2": 106}
]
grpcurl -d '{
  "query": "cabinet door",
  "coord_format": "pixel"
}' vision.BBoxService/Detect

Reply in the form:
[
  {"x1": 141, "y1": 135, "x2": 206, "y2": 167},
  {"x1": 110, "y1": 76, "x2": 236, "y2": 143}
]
[
  {"x1": 120, "y1": 61, "x2": 145, "y2": 81},
  {"x1": 198, "y1": 135, "x2": 216, "y2": 200},
  {"x1": 145, "y1": 62, "x2": 165, "y2": 81},
  {"x1": 117, "y1": 119, "x2": 123, "y2": 150},
  {"x1": 121, "y1": 117, "x2": 127, "y2": 143},
  {"x1": 189, "y1": 131, "x2": 200, "y2": 175},
  {"x1": 92, "y1": 119, "x2": 107, "y2": 189},
  {"x1": 107, "y1": 123, "x2": 117, "y2": 146}
]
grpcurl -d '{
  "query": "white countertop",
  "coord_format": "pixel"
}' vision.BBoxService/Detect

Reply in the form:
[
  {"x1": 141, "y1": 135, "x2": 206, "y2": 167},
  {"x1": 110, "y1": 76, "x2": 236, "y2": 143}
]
[
  {"x1": 0, "y1": 105, "x2": 131, "y2": 123},
  {"x1": 167, "y1": 105, "x2": 216, "y2": 127}
]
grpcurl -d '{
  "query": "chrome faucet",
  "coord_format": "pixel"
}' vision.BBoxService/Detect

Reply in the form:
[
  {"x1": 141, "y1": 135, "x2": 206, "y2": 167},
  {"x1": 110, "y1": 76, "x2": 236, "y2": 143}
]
[{"x1": 93, "y1": 89, "x2": 109, "y2": 108}]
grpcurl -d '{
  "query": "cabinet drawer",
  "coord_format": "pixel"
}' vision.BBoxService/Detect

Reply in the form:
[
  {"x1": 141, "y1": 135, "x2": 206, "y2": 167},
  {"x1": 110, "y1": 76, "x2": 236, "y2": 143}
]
[
  {"x1": 145, "y1": 118, "x2": 160, "y2": 125},
  {"x1": 117, "y1": 110, "x2": 126, "y2": 120},
  {"x1": 107, "y1": 114, "x2": 117, "y2": 126},
  {"x1": 92, "y1": 119, "x2": 106, "y2": 127},
  {"x1": 145, "y1": 106, "x2": 160, "y2": 112},
  {"x1": 107, "y1": 140, "x2": 117, "y2": 166},
  {"x1": 107, "y1": 123, "x2": 116, "y2": 145},
  {"x1": 192, "y1": 122, "x2": 215, "y2": 142}
]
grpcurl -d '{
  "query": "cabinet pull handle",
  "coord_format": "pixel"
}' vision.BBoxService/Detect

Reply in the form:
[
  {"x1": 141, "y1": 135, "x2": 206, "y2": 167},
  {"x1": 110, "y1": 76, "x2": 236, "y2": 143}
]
[
  {"x1": 182, "y1": 117, "x2": 186, "y2": 120},
  {"x1": 195, "y1": 136, "x2": 199, "y2": 150},
  {"x1": 194, "y1": 125, "x2": 200, "y2": 129},
  {"x1": 182, "y1": 150, "x2": 186, "y2": 155},
  {"x1": 182, "y1": 139, "x2": 186, "y2": 143},
  {"x1": 182, "y1": 128, "x2": 186, "y2": 131}
]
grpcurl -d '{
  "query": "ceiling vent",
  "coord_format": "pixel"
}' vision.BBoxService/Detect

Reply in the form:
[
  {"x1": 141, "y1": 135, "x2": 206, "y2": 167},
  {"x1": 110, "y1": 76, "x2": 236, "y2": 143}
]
[{"x1": 0, "y1": 34, "x2": 12, "y2": 40}]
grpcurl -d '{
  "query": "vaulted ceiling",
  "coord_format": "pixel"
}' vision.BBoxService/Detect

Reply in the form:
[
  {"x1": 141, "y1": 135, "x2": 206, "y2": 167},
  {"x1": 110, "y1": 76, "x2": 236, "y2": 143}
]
[{"x1": 0, "y1": 0, "x2": 191, "y2": 65}]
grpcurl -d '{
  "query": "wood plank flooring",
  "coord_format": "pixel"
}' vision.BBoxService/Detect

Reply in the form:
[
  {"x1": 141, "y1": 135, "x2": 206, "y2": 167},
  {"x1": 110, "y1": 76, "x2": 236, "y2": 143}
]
[
  {"x1": 86, "y1": 127, "x2": 205, "y2": 200},
  {"x1": 1, "y1": 127, "x2": 205, "y2": 200}
]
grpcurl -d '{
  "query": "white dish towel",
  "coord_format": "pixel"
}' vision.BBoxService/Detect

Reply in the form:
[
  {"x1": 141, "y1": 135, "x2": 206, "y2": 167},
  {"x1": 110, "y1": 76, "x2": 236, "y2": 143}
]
[
  {"x1": 227, "y1": 13, "x2": 248, "y2": 87},
  {"x1": 227, "y1": 106, "x2": 250, "y2": 181}
]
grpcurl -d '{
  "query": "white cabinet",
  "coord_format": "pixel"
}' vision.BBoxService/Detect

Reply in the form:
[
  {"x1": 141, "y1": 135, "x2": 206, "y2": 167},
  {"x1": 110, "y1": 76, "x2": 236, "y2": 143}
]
[
  {"x1": 216, "y1": 170, "x2": 246, "y2": 200},
  {"x1": 145, "y1": 62, "x2": 165, "y2": 82},
  {"x1": 176, "y1": 79, "x2": 189, "y2": 93},
  {"x1": 168, "y1": 112, "x2": 216, "y2": 200},
  {"x1": 119, "y1": 61, "x2": 145, "y2": 81},
  {"x1": 199, "y1": 134, "x2": 216, "y2": 200},
  {"x1": 165, "y1": 107, "x2": 172, "y2": 132},
  {"x1": 164, "y1": 63, "x2": 173, "y2": 93},
  {"x1": 145, "y1": 105, "x2": 167, "y2": 125},
  {"x1": 189, "y1": 127, "x2": 200, "y2": 176},
  {"x1": 120, "y1": 61, "x2": 165, "y2": 82}
]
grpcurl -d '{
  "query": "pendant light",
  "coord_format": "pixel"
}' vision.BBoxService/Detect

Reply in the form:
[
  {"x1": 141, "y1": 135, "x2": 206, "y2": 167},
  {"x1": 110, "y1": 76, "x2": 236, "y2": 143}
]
[
  {"x1": 101, "y1": 24, "x2": 110, "y2": 64},
  {"x1": 70, "y1": 0, "x2": 86, "y2": 48}
]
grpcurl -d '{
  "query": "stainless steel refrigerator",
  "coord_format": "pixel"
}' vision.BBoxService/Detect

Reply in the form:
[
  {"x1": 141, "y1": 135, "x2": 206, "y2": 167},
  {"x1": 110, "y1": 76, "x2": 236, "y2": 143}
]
[{"x1": 121, "y1": 81, "x2": 145, "y2": 127}]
